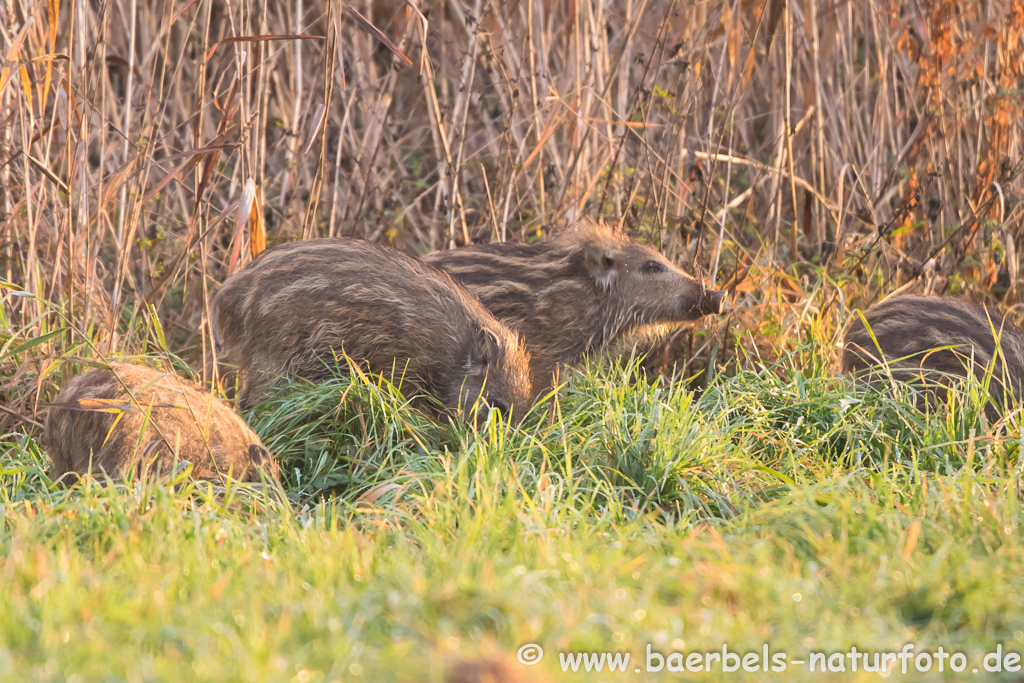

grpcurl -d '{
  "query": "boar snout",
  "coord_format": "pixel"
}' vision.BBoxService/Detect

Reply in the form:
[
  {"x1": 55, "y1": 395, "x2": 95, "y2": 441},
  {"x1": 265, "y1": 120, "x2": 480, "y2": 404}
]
[
  {"x1": 678, "y1": 286, "x2": 726, "y2": 319},
  {"x1": 699, "y1": 288, "x2": 726, "y2": 316}
]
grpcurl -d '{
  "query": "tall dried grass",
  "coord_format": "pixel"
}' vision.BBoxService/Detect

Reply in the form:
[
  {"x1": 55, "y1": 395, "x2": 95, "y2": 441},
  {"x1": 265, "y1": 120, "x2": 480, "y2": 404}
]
[{"x1": 0, "y1": 0, "x2": 1021, "y2": 431}]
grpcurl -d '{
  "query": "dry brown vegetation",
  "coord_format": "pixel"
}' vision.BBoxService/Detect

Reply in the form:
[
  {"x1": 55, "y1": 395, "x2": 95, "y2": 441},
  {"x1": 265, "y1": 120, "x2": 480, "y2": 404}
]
[{"x1": 0, "y1": 0, "x2": 1022, "y2": 431}]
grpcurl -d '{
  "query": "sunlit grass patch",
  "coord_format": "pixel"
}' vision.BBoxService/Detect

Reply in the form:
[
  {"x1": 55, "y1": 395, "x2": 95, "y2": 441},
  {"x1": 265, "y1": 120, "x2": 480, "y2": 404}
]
[{"x1": 4, "y1": 348, "x2": 1024, "y2": 680}]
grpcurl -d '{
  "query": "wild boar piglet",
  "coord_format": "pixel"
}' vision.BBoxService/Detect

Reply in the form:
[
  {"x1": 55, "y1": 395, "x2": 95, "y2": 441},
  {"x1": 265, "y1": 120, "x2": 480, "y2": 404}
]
[
  {"x1": 842, "y1": 295, "x2": 1024, "y2": 416},
  {"x1": 212, "y1": 239, "x2": 532, "y2": 422},
  {"x1": 45, "y1": 363, "x2": 279, "y2": 483},
  {"x1": 423, "y1": 218, "x2": 726, "y2": 393}
]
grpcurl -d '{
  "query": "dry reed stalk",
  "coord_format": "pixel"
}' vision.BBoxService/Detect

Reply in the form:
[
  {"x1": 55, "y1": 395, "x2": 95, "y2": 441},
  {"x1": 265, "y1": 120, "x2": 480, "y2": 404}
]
[{"x1": 0, "y1": 0, "x2": 1020, "y2": 429}]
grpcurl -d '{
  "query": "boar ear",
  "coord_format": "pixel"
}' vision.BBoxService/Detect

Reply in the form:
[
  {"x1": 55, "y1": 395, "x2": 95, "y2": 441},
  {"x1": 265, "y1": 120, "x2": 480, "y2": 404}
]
[
  {"x1": 248, "y1": 444, "x2": 271, "y2": 467},
  {"x1": 584, "y1": 245, "x2": 620, "y2": 288},
  {"x1": 247, "y1": 444, "x2": 275, "y2": 480},
  {"x1": 468, "y1": 328, "x2": 500, "y2": 376}
]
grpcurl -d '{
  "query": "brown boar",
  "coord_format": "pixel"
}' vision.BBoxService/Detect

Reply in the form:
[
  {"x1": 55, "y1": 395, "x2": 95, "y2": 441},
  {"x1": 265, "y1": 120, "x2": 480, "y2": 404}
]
[
  {"x1": 446, "y1": 655, "x2": 533, "y2": 683},
  {"x1": 211, "y1": 239, "x2": 532, "y2": 422},
  {"x1": 842, "y1": 295, "x2": 1024, "y2": 416},
  {"x1": 45, "y1": 363, "x2": 279, "y2": 483},
  {"x1": 422, "y1": 218, "x2": 726, "y2": 393}
]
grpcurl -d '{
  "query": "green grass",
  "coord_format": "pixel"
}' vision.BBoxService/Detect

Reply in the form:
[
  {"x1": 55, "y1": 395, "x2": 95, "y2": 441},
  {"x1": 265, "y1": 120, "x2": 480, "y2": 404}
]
[{"x1": 4, "y1": 349, "x2": 1024, "y2": 681}]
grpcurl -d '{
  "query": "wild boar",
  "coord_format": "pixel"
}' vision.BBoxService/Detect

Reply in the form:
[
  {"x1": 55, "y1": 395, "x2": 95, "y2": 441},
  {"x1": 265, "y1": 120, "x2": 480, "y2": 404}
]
[
  {"x1": 45, "y1": 363, "x2": 279, "y2": 483},
  {"x1": 211, "y1": 239, "x2": 532, "y2": 422},
  {"x1": 422, "y1": 218, "x2": 725, "y2": 393},
  {"x1": 842, "y1": 295, "x2": 1024, "y2": 417}
]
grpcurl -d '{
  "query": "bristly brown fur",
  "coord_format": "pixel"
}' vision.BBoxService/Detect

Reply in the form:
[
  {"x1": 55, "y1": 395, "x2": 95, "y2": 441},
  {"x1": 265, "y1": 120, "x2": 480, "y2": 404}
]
[
  {"x1": 422, "y1": 218, "x2": 724, "y2": 394},
  {"x1": 446, "y1": 655, "x2": 532, "y2": 683},
  {"x1": 211, "y1": 239, "x2": 532, "y2": 422},
  {"x1": 842, "y1": 295, "x2": 1024, "y2": 416},
  {"x1": 45, "y1": 363, "x2": 279, "y2": 484}
]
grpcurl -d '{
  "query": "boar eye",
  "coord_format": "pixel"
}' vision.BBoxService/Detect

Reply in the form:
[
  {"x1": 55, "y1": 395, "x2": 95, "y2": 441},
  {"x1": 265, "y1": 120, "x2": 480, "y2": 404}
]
[
  {"x1": 642, "y1": 260, "x2": 667, "y2": 274},
  {"x1": 490, "y1": 400, "x2": 509, "y2": 415}
]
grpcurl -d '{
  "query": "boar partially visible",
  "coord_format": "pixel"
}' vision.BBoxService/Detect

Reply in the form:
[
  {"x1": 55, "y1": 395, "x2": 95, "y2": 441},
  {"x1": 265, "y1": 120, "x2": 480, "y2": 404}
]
[
  {"x1": 842, "y1": 295, "x2": 1024, "y2": 417},
  {"x1": 446, "y1": 655, "x2": 533, "y2": 683},
  {"x1": 45, "y1": 363, "x2": 279, "y2": 484},
  {"x1": 423, "y1": 218, "x2": 725, "y2": 394}
]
